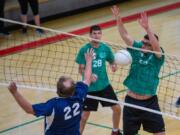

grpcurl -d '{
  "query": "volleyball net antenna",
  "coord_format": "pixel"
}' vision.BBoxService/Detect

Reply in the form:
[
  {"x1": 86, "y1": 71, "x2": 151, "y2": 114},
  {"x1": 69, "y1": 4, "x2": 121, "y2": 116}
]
[{"x1": 0, "y1": 18, "x2": 180, "y2": 121}]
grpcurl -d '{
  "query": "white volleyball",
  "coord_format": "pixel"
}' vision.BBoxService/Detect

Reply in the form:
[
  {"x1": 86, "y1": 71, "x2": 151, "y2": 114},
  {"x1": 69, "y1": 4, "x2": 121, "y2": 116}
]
[{"x1": 114, "y1": 49, "x2": 132, "y2": 66}]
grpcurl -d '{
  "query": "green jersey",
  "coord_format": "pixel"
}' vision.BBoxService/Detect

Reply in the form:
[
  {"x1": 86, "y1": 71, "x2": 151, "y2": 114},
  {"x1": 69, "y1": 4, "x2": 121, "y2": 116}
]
[
  {"x1": 123, "y1": 41, "x2": 165, "y2": 95},
  {"x1": 76, "y1": 42, "x2": 114, "y2": 92}
]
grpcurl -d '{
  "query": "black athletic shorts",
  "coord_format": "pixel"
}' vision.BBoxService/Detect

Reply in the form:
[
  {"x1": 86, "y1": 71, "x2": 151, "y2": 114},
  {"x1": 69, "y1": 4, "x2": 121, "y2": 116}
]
[
  {"x1": 18, "y1": 0, "x2": 39, "y2": 15},
  {"x1": 123, "y1": 95, "x2": 165, "y2": 135},
  {"x1": 83, "y1": 85, "x2": 119, "y2": 111}
]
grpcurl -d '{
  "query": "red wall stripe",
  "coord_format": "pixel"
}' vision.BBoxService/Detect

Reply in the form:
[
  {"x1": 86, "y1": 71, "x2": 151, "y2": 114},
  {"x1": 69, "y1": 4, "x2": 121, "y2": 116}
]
[{"x1": 0, "y1": 2, "x2": 179, "y2": 56}]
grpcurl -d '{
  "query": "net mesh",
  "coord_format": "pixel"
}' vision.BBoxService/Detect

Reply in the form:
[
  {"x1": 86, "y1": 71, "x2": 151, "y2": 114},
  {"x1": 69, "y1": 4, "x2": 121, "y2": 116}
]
[{"x1": 0, "y1": 18, "x2": 180, "y2": 123}]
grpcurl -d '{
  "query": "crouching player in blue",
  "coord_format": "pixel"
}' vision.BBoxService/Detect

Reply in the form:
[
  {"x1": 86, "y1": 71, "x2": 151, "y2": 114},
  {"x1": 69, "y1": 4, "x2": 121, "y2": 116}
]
[{"x1": 8, "y1": 49, "x2": 94, "y2": 135}]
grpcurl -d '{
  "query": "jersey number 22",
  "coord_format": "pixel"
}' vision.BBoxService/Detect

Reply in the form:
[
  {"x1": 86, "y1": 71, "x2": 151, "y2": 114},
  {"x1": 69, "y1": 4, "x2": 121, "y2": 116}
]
[{"x1": 64, "y1": 103, "x2": 80, "y2": 120}]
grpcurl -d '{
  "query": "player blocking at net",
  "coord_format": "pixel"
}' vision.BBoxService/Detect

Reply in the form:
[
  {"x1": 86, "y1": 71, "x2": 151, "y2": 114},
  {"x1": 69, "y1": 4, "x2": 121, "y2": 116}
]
[
  {"x1": 8, "y1": 49, "x2": 94, "y2": 135},
  {"x1": 111, "y1": 6, "x2": 165, "y2": 135},
  {"x1": 76, "y1": 25, "x2": 122, "y2": 135}
]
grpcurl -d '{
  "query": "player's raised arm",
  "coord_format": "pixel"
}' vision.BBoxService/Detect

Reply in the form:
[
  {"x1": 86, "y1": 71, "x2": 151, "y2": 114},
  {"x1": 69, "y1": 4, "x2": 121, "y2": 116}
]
[
  {"x1": 8, "y1": 82, "x2": 35, "y2": 115},
  {"x1": 138, "y1": 12, "x2": 162, "y2": 58},
  {"x1": 111, "y1": 5, "x2": 134, "y2": 46},
  {"x1": 83, "y1": 48, "x2": 93, "y2": 85}
]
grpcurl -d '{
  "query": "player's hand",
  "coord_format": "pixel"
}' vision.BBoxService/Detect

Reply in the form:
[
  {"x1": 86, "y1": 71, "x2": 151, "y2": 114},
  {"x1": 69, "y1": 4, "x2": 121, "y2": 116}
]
[
  {"x1": 111, "y1": 5, "x2": 121, "y2": 19},
  {"x1": 138, "y1": 12, "x2": 149, "y2": 30},
  {"x1": 91, "y1": 74, "x2": 98, "y2": 82},
  {"x1": 111, "y1": 63, "x2": 117, "y2": 72},
  {"x1": 85, "y1": 48, "x2": 94, "y2": 62},
  {"x1": 8, "y1": 82, "x2": 17, "y2": 94}
]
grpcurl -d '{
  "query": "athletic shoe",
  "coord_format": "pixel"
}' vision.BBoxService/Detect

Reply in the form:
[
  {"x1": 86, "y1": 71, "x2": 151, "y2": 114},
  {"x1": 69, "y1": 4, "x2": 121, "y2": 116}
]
[
  {"x1": 0, "y1": 29, "x2": 11, "y2": 37},
  {"x1": 21, "y1": 27, "x2": 27, "y2": 34},
  {"x1": 35, "y1": 28, "x2": 44, "y2": 35},
  {"x1": 111, "y1": 130, "x2": 123, "y2": 135}
]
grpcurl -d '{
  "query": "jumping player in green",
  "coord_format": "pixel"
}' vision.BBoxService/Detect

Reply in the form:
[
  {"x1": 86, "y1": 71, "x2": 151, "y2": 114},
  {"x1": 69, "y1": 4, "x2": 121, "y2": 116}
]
[
  {"x1": 111, "y1": 5, "x2": 165, "y2": 135},
  {"x1": 76, "y1": 25, "x2": 122, "y2": 135}
]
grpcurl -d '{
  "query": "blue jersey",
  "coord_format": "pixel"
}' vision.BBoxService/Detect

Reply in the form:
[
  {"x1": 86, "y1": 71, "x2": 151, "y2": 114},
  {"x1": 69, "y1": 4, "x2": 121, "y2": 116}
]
[{"x1": 32, "y1": 82, "x2": 88, "y2": 135}]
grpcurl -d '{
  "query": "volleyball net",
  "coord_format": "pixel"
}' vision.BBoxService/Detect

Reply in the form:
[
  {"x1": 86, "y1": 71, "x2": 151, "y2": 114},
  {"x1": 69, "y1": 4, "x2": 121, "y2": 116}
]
[
  {"x1": 0, "y1": 17, "x2": 179, "y2": 119},
  {"x1": 0, "y1": 10, "x2": 180, "y2": 134}
]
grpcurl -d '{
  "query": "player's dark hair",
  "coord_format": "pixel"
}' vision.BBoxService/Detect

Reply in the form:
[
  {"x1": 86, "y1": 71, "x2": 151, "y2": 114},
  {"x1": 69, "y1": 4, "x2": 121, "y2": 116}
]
[
  {"x1": 144, "y1": 34, "x2": 159, "y2": 41},
  {"x1": 57, "y1": 76, "x2": 75, "y2": 98},
  {"x1": 90, "y1": 25, "x2": 101, "y2": 34}
]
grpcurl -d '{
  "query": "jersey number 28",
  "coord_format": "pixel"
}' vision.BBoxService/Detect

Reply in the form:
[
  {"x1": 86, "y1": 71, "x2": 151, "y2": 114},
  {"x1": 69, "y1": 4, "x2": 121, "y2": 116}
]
[
  {"x1": 64, "y1": 103, "x2": 80, "y2": 120},
  {"x1": 93, "y1": 59, "x2": 102, "y2": 68}
]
